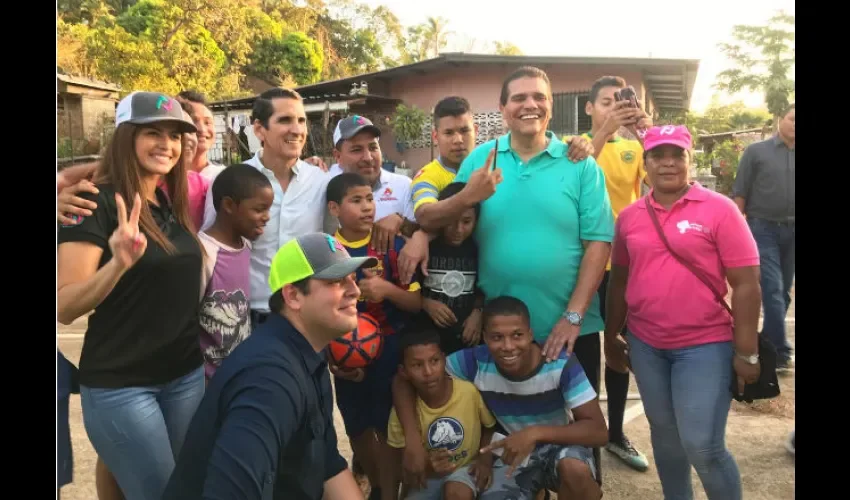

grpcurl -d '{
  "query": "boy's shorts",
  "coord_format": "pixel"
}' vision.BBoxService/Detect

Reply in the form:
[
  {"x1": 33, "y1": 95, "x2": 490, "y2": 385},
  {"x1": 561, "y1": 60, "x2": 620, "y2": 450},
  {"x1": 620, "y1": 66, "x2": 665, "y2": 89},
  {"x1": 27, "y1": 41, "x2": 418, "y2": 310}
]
[
  {"x1": 334, "y1": 333, "x2": 400, "y2": 438},
  {"x1": 404, "y1": 463, "x2": 479, "y2": 500},
  {"x1": 483, "y1": 444, "x2": 596, "y2": 498}
]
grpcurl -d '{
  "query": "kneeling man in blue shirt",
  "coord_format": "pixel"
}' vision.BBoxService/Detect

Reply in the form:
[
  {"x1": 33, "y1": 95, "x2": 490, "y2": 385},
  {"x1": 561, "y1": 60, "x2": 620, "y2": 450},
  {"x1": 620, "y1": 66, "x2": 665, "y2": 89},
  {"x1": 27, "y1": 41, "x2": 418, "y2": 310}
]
[{"x1": 164, "y1": 232, "x2": 378, "y2": 500}]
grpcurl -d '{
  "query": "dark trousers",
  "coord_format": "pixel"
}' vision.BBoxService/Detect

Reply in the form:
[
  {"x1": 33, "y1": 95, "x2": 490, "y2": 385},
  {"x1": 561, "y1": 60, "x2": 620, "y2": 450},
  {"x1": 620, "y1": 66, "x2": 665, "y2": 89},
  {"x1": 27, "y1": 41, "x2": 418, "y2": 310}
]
[
  {"x1": 595, "y1": 270, "x2": 632, "y2": 443},
  {"x1": 748, "y1": 218, "x2": 795, "y2": 362}
]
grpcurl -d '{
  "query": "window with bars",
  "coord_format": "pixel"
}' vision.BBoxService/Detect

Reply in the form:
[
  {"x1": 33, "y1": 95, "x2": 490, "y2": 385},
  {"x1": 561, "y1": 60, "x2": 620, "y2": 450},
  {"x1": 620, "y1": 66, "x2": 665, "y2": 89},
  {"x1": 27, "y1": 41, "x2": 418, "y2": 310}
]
[{"x1": 549, "y1": 90, "x2": 591, "y2": 137}]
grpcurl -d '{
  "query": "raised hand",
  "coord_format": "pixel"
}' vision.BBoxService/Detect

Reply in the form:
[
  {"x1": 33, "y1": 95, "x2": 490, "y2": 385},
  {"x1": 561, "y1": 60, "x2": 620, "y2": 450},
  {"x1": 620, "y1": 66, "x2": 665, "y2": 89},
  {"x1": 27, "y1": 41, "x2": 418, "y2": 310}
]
[
  {"x1": 108, "y1": 193, "x2": 147, "y2": 271},
  {"x1": 461, "y1": 148, "x2": 502, "y2": 204}
]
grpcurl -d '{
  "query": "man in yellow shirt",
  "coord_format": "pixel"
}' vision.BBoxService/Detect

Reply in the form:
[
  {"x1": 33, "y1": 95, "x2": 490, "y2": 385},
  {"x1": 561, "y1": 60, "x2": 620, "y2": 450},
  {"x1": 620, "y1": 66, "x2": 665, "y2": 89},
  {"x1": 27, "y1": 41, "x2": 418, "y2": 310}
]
[
  {"x1": 387, "y1": 329, "x2": 498, "y2": 499},
  {"x1": 576, "y1": 75, "x2": 653, "y2": 473}
]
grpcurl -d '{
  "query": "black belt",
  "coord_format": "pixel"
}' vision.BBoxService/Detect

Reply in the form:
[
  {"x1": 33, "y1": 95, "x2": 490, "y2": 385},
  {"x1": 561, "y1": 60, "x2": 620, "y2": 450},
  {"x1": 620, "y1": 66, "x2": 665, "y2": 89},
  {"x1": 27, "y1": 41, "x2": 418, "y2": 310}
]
[{"x1": 250, "y1": 309, "x2": 269, "y2": 325}]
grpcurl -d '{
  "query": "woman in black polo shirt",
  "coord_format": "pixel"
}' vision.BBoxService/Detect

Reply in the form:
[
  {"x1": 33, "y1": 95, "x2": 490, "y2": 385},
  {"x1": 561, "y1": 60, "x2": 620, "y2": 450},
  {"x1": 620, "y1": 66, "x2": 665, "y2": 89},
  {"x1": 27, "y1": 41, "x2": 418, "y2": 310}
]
[{"x1": 57, "y1": 92, "x2": 206, "y2": 500}]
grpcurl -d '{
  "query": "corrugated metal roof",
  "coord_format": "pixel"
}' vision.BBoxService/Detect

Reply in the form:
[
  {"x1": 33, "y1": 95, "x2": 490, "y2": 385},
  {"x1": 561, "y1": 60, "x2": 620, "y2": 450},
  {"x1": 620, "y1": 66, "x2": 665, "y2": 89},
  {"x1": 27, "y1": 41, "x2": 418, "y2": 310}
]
[{"x1": 57, "y1": 74, "x2": 120, "y2": 92}]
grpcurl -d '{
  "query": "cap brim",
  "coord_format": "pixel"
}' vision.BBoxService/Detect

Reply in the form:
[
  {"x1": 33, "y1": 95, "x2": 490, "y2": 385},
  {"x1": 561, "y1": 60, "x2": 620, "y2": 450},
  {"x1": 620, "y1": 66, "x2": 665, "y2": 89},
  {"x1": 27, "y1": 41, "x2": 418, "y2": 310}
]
[
  {"x1": 312, "y1": 256, "x2": 379, "y2": 280},
  {"x1": 646, "y1": 139, "x2": 691, "y2": 151},
  {"x1": 126, "y1": 116, "x2": 198, "y2": 134}
]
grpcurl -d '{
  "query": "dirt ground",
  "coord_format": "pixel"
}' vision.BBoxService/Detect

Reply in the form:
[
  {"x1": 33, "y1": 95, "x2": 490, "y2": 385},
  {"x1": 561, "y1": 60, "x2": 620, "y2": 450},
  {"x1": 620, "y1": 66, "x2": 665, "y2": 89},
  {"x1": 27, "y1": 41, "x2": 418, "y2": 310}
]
[{"x1": 57, "y1": 290, "x2": 795, "y2": 500}]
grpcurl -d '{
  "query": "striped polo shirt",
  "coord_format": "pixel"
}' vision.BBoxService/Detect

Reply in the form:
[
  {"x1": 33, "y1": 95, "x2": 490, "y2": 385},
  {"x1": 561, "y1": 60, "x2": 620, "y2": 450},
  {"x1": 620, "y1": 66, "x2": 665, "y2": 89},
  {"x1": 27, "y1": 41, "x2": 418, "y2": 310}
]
[{"x1": 445, "y1": 344, "x2": 596, "y2": 434}]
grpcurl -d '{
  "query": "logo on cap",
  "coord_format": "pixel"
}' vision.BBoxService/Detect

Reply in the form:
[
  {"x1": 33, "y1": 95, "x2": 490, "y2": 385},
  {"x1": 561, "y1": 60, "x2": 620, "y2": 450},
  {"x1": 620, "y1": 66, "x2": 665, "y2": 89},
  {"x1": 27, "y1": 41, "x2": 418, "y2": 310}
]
[
  {"x1": 324, "y1": 234, "x2": 346, "y2": 253},
  {"x1": 156, "y1": 95, "x2": 174, "y2": 111},
  {"x1": 354, "y1": 115, "x2": 366, "y2": 125}
]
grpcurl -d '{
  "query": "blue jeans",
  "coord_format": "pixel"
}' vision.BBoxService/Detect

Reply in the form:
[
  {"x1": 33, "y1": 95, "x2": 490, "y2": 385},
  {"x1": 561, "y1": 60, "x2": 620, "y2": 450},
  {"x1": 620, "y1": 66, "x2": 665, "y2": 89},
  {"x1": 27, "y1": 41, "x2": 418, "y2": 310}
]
[
  {"x1": 748, "y1": 217, "x2": 795, "y2": 361},
  {"x1": 627, "y1": 333, "x2": 741, "y2": 500},
  {"x1": 80, "y1": 366, "x2": 205, "y2": 500}
]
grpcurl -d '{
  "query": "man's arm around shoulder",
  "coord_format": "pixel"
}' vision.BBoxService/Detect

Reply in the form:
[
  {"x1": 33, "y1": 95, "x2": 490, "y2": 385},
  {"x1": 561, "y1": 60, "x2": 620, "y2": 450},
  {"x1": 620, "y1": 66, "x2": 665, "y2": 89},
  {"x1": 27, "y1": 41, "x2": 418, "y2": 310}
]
[{"x1": 198, "y1": 364, "x2": 306, "y2": 500}]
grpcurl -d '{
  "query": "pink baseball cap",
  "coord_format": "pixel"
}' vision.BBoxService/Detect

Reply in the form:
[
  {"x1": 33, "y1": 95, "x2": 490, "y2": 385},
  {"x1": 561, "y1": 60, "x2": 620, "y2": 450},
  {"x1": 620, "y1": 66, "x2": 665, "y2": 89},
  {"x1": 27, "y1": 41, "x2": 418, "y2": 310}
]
[{"x1": 643, "y1": 125, "x2": 692, "y2": 152}]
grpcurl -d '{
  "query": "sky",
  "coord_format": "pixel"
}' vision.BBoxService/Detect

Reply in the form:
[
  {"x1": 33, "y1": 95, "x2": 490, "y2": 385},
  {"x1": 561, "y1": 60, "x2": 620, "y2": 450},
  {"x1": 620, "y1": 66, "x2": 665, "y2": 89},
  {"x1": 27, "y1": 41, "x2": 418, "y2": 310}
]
[{"x1": 359, "y1": 0, "x2": 795, "y2": 113}]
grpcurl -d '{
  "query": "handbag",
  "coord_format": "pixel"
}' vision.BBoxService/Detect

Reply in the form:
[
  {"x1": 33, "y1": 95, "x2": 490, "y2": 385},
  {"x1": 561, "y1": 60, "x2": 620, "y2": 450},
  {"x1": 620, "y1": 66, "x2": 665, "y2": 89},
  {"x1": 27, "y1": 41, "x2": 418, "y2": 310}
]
[{"x1": 644, "y1": 196, "x2": 780, "y2": 403}]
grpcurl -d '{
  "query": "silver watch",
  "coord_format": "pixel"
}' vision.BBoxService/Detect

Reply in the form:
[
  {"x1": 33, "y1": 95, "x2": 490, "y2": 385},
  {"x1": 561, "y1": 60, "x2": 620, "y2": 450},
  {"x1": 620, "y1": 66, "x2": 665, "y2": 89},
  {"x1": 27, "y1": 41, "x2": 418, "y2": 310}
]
[
  {"x1": 562, "y1": 311, "x2": 583, "y2": 326},
  {"x1": 736, "y1": 352, "x2": 759, "y2": 365}
]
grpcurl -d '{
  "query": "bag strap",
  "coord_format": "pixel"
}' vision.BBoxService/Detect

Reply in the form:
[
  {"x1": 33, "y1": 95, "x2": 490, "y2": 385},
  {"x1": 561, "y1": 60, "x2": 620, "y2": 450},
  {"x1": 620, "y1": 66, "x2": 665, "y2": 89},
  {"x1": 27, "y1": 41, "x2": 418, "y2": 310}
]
[{"x1": 643, "y1": 196, "x2": 733, "y2": 318}]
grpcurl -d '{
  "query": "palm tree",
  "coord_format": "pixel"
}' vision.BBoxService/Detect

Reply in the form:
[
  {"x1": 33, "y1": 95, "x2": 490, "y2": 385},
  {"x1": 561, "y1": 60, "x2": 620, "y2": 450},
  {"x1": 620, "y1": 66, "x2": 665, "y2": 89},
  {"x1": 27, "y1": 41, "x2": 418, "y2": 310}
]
[{"x1": 422, "y1": 16, "x2": 451, "y2": 58}]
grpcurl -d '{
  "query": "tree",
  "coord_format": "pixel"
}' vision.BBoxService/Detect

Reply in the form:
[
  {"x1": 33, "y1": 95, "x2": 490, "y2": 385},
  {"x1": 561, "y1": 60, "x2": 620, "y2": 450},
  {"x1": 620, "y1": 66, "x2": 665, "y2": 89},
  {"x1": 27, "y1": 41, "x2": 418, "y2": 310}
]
[
  {"x1": 715, "y1": 10, "x2": 795, "y2": 119},
  {"x1": 249, "y1": 31, "x2": 323, "y2": 86},
  {"x1": 692, "y1": 98, "x2": 771, "y2": 134},
  {"x1": 421, "y1": 16, "x2": 451, "y2": 58},
  {"x1": 493, "y1": 41, "x2": 522, "y2": 55}
]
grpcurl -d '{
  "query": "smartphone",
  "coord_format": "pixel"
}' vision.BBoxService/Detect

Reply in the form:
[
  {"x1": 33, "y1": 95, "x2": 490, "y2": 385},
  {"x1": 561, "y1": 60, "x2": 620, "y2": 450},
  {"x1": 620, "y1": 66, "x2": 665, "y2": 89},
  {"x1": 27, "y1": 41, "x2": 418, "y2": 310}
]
[{"x1": 616, "y1": 86, "x2": 639, "y2": 108}]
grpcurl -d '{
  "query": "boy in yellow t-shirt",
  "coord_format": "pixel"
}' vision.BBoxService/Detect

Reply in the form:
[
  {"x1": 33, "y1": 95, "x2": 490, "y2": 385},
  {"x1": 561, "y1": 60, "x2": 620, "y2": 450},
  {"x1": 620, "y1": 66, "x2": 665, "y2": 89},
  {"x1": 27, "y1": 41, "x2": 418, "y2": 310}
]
[
  {"x1": 387, "y1": 329, "x2": 497, "y2": 499},
  {"x1": 564, "y1": 75, "x2": 652, "y2": 473}
]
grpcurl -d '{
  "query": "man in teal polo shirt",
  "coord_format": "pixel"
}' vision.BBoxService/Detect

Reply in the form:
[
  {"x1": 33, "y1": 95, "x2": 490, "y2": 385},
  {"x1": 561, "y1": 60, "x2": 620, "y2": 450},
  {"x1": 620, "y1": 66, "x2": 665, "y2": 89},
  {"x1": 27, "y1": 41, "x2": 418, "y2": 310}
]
[
  {"x1": 455, "y1": 66, "x2": 614, "y2": 359},
  {"x1": 454, "y1": 66, "x2": 613, "y2": 490}
]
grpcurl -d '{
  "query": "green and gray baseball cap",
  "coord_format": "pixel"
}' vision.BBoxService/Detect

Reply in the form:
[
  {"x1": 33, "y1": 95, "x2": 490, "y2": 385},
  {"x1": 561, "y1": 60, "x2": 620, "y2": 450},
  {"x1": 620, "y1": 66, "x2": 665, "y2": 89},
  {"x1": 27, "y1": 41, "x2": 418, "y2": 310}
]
[
  {"x1": 115, "y1": 91, "x2": 197, "y2": 134},
  {"x1": 268, "y1": 233, "x2": 378, "y2": 294},
  {"x1": 333, "y1": 115, "x2": 381, "y2": 147}
]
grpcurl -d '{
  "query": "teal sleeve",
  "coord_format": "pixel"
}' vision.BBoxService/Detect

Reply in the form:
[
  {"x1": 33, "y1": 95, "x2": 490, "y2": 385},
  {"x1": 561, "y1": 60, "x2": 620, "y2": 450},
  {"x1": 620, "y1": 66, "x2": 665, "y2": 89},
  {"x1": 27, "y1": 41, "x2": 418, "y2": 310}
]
[{"x1": 577, "y1": 157, "x2": 615, "y2": 242}]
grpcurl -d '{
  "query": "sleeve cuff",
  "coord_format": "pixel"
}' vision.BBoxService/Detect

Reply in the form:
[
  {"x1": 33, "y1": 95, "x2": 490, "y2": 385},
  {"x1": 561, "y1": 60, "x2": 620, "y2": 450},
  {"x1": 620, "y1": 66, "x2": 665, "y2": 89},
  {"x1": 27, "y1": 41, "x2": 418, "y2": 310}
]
[{"x1": 324, "y1": 452, "x2": 348, "y2": 481}]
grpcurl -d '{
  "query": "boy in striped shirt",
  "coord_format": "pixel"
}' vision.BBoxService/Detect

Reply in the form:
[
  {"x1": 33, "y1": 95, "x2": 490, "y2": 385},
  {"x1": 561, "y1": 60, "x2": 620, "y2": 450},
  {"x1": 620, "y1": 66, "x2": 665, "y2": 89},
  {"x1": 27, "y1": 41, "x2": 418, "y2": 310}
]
[{"x1": 393, "y1": 296, "x2": 607, "y2": 499}]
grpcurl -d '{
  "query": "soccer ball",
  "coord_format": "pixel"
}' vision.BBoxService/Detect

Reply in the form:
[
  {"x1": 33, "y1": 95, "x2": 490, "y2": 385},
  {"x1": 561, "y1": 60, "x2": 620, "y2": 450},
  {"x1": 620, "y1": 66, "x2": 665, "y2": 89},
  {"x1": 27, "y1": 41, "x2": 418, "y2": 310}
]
[{"x1": 329, "y1": 313, "x2": 383, "y2": 369}]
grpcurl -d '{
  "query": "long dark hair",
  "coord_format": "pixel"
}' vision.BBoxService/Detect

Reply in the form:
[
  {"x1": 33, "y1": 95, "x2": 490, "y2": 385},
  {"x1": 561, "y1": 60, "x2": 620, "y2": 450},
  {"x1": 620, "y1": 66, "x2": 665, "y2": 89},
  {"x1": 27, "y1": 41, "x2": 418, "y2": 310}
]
[{"x1": 94, "y1": 122, "x2": 199, "y2": 254}]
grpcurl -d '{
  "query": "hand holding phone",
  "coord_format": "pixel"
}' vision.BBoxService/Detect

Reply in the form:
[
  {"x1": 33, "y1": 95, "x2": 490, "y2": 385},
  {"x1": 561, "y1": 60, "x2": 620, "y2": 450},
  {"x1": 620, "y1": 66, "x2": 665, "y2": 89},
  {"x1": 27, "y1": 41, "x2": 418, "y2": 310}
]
[{"x1": 615, "y1": 86, "x2": 640, "y2": 109}]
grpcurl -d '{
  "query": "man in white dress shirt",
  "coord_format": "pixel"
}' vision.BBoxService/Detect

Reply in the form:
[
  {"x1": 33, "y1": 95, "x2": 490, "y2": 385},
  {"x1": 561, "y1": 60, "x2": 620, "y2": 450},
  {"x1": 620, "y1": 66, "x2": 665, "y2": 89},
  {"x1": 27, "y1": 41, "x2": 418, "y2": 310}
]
[{"x1": 201, "y1": 88, "x2": 331, "y2": 324}]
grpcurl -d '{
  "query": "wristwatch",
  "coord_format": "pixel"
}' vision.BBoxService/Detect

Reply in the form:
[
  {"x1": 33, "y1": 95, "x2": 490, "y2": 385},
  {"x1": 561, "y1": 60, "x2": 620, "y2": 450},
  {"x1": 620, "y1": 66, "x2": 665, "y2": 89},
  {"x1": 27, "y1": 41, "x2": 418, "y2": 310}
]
[
  {"x1": 562, "y1": 311, "x2": 583, "y2": 326},
  {"x1": 736, "y1": 352, "x2": 759, "y2": 365}
]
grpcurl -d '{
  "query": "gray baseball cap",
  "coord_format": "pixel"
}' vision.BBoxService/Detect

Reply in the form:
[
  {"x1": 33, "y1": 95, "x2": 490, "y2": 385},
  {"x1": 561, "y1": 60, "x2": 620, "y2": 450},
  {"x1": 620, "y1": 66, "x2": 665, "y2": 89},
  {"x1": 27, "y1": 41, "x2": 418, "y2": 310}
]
[
  {"x1": 268, "y1": 232, "x2": 378, "y2": 293},
  {"x1": 115, "y1": 91, "x2": 197, "y2": 133},
  {"x1": 333, "y1": 115, "x2": 381, "y2": 147}
]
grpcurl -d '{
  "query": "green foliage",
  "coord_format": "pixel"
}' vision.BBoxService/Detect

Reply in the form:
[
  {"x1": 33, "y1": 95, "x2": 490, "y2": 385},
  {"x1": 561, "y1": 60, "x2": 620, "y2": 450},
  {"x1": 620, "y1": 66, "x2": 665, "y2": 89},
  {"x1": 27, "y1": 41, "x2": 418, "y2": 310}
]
[
  {"x1": 708, "y1": 139, "x2": 744, "y2": 195},
  {"x1": 249, "y1": 31, "x2": 323, "y2": 86},
  {"x1": 493, "y1": 41, "x2": 522, "y2": 55},
  {"x1": 391, "y1": 104, "x2": 428, "y2": 146},
  {"x1": 280, "y1": 32, "x2": 324, "y2": 85},
  {"x1": 56, "y1": 0, "x2": 494, "y2": 100},
  {"x1": 716, "y1": 10, "x2": 795, "y2": 119}
]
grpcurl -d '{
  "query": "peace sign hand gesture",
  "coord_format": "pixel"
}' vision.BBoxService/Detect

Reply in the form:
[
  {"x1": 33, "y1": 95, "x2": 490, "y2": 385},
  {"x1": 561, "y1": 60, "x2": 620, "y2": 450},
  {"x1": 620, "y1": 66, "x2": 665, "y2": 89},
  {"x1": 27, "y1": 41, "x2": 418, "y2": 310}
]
[{"x1": 109, "y1": 193, "x2": 147, "y2": 271}]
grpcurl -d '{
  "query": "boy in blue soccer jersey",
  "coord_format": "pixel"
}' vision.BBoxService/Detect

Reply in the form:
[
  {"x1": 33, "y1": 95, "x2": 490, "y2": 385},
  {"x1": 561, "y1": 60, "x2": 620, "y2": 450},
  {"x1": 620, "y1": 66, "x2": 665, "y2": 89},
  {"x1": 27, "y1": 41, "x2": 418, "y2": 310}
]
[
  {"x1": 327, "y1": 172, "x2": 423, "y2": 500},
  {"x1": 393, "y1": 296, "x2": 607, "y2": 500}
]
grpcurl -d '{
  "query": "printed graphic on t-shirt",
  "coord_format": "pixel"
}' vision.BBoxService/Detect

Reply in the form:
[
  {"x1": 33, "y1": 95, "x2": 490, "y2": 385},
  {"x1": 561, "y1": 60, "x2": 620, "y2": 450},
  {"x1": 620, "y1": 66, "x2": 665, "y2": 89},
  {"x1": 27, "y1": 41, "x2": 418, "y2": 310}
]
[
  {"x1": 422, "y1": 244, "x2": 478, "y2": 317},
  {"x1": 676, "y1": 219, "x2": 711, "y2": 235},
  {"x1": 200, "y1": 289, "x2": 251, "y2": 365},
  {"x1": 428, "y1": 417, "x2": 466, "y2": 462}
]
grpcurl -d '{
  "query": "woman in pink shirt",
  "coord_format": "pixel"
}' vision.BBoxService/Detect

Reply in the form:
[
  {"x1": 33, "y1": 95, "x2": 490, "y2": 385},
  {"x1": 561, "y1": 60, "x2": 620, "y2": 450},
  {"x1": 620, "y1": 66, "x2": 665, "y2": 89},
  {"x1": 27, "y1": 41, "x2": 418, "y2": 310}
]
[{"x1": 603, "y1": 125, "x2": 761, "y2": 500}]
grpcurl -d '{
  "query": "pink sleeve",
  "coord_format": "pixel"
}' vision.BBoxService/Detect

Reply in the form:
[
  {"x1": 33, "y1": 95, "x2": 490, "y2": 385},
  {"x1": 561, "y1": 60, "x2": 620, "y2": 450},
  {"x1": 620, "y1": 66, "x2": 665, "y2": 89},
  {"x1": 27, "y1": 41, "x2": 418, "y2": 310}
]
[
  {"x1": 714, "y1": 197, "x2": 759, "y2": 268},
  {"x1": 186, "y1": 171, "x2": 210, "y2": 231},
  {"x1": 611, "y1": 216, "x2": 630, "y2": 266}
]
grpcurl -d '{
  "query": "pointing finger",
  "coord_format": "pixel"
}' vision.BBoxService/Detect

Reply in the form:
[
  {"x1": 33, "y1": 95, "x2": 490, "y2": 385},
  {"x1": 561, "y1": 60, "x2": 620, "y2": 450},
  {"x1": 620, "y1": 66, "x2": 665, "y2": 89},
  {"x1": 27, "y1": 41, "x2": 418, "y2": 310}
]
[
  {"x1": 480, "y1": 439, "x2": 505, "y2": 454},
  {"x1": 484, "y1": 147, "x2": 496, "y2": 172}
]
